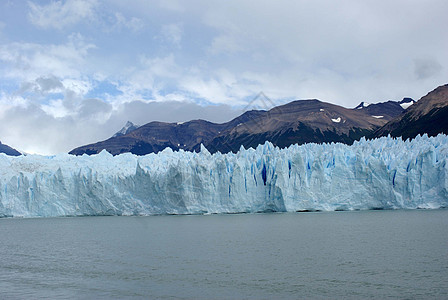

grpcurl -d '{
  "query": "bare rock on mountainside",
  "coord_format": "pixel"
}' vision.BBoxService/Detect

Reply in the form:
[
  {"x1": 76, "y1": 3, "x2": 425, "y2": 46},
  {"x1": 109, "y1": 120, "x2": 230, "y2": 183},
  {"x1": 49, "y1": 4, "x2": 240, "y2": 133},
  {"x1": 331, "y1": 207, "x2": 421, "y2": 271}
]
[
  {"x1": 0, "y1": 141, "x2": 21, "y2": 156},
  {"x1": 112, "y1": 121, "x2": 140, "y2": 138},
  {"x1": 374, "y1": 84, "x2": 448, "y2": 139},
  {"x1": 70, "y1": 96, "x2": 410, "y2": 156},
  {"x1": 206, "y1": 99, "x2": 388, "y2": 153},
  {"x1": 354, "y1": 98, "x2": 415, "y2": 120}
]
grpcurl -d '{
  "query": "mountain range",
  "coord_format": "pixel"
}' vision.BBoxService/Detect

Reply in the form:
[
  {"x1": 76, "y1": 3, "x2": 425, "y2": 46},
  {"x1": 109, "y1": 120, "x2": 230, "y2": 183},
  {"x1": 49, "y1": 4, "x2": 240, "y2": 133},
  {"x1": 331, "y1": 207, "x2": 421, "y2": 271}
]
[
  {"x1": 0, "y1": 141, "x2": 21, "y2": 156},
  {"x1": 112, "y1": 121, "x2": 140, "y2": 138},
  {"x1": 3, "y1": 84, "x2": 446, "y2": 157},
  {"x1": 69, "y1": 94, "x2": 419, "y2": 156},
  {"x1": 374, "y1": 84, "x2": 448, "y2": 139}
]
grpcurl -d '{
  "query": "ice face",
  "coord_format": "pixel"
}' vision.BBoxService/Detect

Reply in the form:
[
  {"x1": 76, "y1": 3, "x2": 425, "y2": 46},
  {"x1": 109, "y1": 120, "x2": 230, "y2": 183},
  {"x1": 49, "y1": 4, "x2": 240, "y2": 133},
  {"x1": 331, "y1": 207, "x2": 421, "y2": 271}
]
[{"x1": 1, "y1": 134, "x2": 447, "y2": 218}]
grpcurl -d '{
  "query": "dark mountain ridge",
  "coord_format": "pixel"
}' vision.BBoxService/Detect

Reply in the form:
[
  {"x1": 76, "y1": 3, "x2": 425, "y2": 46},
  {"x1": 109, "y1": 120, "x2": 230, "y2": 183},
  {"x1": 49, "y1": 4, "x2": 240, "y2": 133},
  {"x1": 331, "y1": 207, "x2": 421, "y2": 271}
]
[
  {"x1": 0, "y1": 141, "x2": 21, "y2": 156},
  {"x1": 374, "y1": 84, "x2": 448, "y2": 139},
  {"x1": 112, "y1": 121, "x2": 140, "y2": 137},
  {"x1": 70, "y1": 97, "x2": 409, "y2": 156},
  {"x1": 354, "y1": 98, "x2": 415, "y2": 120},
  {"x1": 206, "y1": 99, "x2": 389, "y2": 153}
]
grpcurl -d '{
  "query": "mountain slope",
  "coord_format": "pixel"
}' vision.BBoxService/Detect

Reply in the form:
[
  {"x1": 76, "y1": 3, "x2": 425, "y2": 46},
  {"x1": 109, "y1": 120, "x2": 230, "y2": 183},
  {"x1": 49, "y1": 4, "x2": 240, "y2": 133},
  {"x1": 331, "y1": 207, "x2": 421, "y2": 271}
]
[
  {"x1": 354, "y1": 98, "x2": 414, "y2": 120},
  {"x1": 70, "y1": 120, "x2": 226, "y2": 155},
  {"x1": 70, "y1": 98, "x2": 394, "y2": 155},
  {"x1": 112, "y1": 121, "x2": 140, "y2": 137},
  {"x1": 0, "y1": 141, "x2": 21, "y2": 156},
  {"x1": 374, "y1": 84, "x2": 448, "y2": 139},
  {"x1": 205, "y1": 99, "x2": 388, "y2": 153}
]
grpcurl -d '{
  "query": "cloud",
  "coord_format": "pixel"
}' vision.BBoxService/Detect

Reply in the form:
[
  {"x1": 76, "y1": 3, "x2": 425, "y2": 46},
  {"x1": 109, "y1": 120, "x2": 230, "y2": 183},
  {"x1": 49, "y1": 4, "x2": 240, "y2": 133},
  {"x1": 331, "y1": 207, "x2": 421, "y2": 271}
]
[
  {"x1": 198, "y1": 0, "x2": 448, "y2": 105},
  {"x1": 0, "y1": 96, "x2": 241, "y2": 155},
  {"x1": 28, "y1": 0, "x2": 99, "y2": 30},
  {"x1": 139, "y1": 54, "x2": 180, "y2": 79},
  {"x1": 41, "y1": 99, "x2": 70, "y2": 118},
  {"x1": 17, "y1": 0, "x2": 448, "y2": 107},
  {"x1": 111, "y1": 12, "x2": 144, "y2": 32},
  {"x1": 160, "y1": 23, "x2": 183, "y2": 46},
  {"x1": 158, "y1": 0, "x2": 184, "y2": 12},
  {"x1": 414, "y1": 58, "x2": 443, "y2": 80},
  {"x1": 77, "y1": 98, "x2": 112, "y2": 122},
  {"x1": 1, "y1": 0, "x2": 447, "y2": 154},
  {"x1": 18, "y1": 75, "x2": 64, "y2": 95},
  {"x1": 35, "y1": 76, "x2": 64, "y2": 93},
  {"x1": 114, "y1": 100, "x2": 240, "y2": 124},
  {"x1": 0, "y1": 33, "x2": 95, "y2": 82},
  {"x1": 111, "y1": 54, "x2": 182, "y2": 102},
  {"x1": 209, "y1": 33, "x2": 244, "y2": 55},
  {"x1": 61, "y1": 78, "x2": 92, "y2": 96}
]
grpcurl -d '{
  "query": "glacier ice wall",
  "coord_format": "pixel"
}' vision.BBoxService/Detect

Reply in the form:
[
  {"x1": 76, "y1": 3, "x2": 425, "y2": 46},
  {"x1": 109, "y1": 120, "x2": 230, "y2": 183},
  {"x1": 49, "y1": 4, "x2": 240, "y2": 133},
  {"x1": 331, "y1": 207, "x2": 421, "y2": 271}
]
[{"x1": 1, "y1": 135, "x2": 448, "y2": 217}]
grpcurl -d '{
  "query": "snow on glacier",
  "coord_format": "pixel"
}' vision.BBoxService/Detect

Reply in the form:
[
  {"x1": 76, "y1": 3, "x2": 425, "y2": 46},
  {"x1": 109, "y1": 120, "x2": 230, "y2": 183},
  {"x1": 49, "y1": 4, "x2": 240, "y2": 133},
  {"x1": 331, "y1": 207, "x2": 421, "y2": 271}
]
[{"x1": 1, "y1": 134, "x2": 448, "y2": 217}]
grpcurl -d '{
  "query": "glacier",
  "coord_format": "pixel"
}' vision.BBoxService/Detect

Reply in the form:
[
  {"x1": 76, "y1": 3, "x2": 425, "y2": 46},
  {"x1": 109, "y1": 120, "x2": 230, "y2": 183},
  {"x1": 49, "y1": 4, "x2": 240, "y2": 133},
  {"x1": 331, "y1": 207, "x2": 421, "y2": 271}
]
[{"x1": 1, "y1": 134, "x2": 447, "y2": 218}]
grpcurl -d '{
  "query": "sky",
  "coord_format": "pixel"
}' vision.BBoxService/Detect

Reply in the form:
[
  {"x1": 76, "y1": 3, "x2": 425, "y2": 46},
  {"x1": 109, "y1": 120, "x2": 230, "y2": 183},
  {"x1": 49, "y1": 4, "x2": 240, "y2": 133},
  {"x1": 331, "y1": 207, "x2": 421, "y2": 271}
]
[{"x1": 0, "y1": 0, "x2": 447, "y2": 155}]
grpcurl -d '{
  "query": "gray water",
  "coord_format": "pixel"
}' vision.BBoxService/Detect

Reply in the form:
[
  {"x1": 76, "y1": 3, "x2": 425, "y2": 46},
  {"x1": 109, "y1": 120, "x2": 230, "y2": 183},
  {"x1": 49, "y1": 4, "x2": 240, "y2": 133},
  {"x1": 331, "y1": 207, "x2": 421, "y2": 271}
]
[{"x1": 0, "y1": 210, "x2": 447, "y2": 299}]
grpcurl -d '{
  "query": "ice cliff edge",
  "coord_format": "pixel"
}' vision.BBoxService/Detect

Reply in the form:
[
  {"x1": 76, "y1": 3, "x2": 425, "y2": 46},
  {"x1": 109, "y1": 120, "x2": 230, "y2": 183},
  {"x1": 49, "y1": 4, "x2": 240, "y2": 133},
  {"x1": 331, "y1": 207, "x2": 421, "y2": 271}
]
[{"x1": 1, "y1": 135, "x2": 447, "y2": 217}]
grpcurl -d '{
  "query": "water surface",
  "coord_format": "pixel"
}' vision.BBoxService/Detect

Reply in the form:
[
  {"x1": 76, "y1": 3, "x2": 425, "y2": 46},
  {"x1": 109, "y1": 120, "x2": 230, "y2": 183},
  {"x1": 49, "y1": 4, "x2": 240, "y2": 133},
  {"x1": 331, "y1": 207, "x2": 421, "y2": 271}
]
[{"x1": 1, "y1": 210, "x2": 447, "y2": 299}]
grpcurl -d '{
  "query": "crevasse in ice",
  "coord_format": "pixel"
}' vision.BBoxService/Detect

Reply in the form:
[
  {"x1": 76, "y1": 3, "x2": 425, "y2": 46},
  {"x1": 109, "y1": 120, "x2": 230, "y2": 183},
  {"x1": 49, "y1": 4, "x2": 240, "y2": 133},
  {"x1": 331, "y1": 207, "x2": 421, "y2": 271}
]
[{"x1": 1, "y1": 134, "x2": 447, "y2": 217}]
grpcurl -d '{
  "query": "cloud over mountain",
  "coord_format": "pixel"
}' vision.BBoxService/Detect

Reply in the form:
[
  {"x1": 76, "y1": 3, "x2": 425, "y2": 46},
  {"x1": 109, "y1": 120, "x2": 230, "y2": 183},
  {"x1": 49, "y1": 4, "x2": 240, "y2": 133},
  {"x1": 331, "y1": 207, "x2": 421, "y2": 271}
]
[{"x1": 0, "y1": 0, "x2": 447, "y2": 154}]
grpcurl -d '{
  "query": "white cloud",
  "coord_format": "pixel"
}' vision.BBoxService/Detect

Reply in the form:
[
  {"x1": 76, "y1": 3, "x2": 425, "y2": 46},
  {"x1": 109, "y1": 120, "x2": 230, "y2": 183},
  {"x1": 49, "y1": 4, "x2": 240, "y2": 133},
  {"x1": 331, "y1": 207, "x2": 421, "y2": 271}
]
[
  {"x1": 16, "y1": 0, "x2": 448, "y2": 108},
  {"x1": 414, "y1": 58, "x2": 443, "y2": 80},
  {"x1": 158, "y1": 0, "x2": 184, "y2": 12},
  {"x1": 28, "y1": 0, "x2": 99, "y2": 30},
  {"x1": 179, "y1": 69, "x2": 262, "y2": 105},
  {"x1": 209, "y1": 34, "x2": 244, "y2": 55},
  {"x1": 110, "y1": 54, "x2": 182, "y2": 103},
  {"x1": 180, "y1": 77, "x2": 229, "y2": 104},
  {"x1": 0, "y1": 33, "x2": 95, "y2": 82},
  {"x1": 140, "y1": 54, "x2": 180, "y2": 79},
  {"x1": 0, "y1": 95, "x2": 241, "y2": 155},
  {"x1": 0, "y1": 0, "x2": 447, "y2": 154},
  {"x1": 111, "y1": 12, "x2": 144, "y2": 32},
  {"x1": 77, "y1": 98, "x2": 112, "y2": 122},
  {"x1": 41, "y1": 99, "x2": 70, "y2": 118},
  {"x1": 61, "y1": 78, "x2": 92, "y2": 96},
  {"x1": 160, "y1": 23, "x2": 183, "y2": 46},
  {"x1": 0, "y1": 93, "x2": 28, "y2": 113},
  {"x1": 18, "y1": 75, "x2": 64, "y2": 95}
]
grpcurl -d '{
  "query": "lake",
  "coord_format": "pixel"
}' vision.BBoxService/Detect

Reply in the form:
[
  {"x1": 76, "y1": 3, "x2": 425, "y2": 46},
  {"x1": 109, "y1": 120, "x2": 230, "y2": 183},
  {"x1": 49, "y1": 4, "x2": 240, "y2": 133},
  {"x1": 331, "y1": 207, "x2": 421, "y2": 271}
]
[{"x1": 0, "y1": 210, "x2": 447, "y2": 299}]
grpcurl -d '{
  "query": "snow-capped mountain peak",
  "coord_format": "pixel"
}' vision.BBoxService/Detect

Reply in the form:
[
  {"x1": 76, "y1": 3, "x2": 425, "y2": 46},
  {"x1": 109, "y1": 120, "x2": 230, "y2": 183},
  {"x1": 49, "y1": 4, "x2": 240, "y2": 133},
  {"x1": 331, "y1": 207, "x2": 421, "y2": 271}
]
[
  {"x1": 355, "y1": 101, "x2": 371, "y2": 109},
  {"x1": 399, "y1": 98, "x2": 416, "y2": 109},
  {"x1": 112, "y1": 121, "x2": 140, "y2": 138}
]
